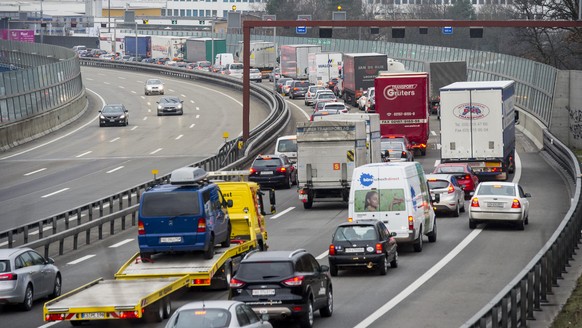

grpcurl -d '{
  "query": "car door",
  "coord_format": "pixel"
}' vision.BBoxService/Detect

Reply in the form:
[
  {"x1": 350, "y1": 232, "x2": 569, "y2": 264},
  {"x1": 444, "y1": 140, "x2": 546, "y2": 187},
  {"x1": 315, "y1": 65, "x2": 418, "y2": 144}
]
[
  {"x1": 213, "y1": 188, "x2": 229, "y2": 242},
  {"x1": 18, "y1": 251, "x2": 47, "y2": 298},
  {"x1": 303, "y1": 254, "x2": 328, "y2": 309},
  {"x1": 518, "y1": 184, "x2": 530, "y2": 217},
  {"x1": 28, "y1": 250, "x2": 53, "y2": 297}
]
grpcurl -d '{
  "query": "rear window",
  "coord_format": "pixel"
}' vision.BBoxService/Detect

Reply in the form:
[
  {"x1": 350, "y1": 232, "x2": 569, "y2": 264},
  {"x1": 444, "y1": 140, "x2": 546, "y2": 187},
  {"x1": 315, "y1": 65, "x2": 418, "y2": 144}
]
[
  {"x1": 293, "y1": 81, "x2": 310, "y2": 87},
  {"x1": 323, "y1": 104, "x2": 345, "y2": 110},
  {"x1": 334, "y1": 225, "x2": 377, "y2": 241},
  {"x1": 277, "y1": 139, "x2": 297, "y2": 152},
  {"x1": 230, "y1": 63, "x2": 243, "y2": 70},
  {"x1": 477, "y1": 185, "x2": 516, "y2": 196},
  {"x1": 428, "y1": 180, "x2": 450, "y2": 189},
  {"x1": 168, "y1": 308, "x2": 230, "y2": 328},
  {"x1": 381, "y1": 142, "x2": 404, "y2": 151},
  {"x1": 435, "y1": 166, "x2": 465, "y2": 174},
  {"x1": 140, "y1": 191, "x2": 200, "y2": 217},
  {"x1": 319, "y1": 94, "x2": 335, "y2": 100},
  {"x1": 253, "y1": 158, "x2": 282, "y2": 168},
  {"x1": 0, "y1": 260, "x2": 9, "y2": 272},
  {"x1": 236, "y1": 261, "x2": 294, "y2": 280}
]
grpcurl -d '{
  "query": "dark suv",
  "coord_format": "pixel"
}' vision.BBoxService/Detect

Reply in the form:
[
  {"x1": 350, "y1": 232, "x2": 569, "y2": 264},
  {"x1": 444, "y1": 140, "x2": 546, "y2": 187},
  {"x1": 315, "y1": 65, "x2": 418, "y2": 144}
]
[
  {"x1": 328, "y1": 220, "x2": 398, "y2": 276},
  {"x1": 249, "y1": 154, "x2": 297, "y2": 189},
  {"x1": 229, "y1": 249, "x2": 333, "y2": 328},
  {"x1": 289, "y1": 80, "x2": 311, "y2": 99}
]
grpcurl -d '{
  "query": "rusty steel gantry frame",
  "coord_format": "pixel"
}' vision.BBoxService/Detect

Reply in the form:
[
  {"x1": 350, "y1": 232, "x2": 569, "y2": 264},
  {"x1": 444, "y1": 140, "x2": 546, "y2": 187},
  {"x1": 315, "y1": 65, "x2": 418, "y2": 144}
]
[{"x1": 240, "y1": 19, "x2": 582, "y2": 141}]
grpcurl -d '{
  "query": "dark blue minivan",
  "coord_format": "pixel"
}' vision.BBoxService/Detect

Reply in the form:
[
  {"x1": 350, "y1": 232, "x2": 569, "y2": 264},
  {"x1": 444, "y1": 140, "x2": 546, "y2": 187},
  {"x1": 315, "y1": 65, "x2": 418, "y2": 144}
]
[{"x1": 138, "y1": 167, "x2": 232, "y2": 260}]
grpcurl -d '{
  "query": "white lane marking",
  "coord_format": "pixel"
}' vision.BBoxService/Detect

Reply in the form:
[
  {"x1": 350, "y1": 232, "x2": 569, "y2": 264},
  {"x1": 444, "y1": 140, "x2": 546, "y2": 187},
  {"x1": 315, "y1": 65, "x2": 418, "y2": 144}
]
[
  {"x1": 137, "y1": 80, "x2": 144, "y2": 83},
  {"x1": 431, "y1": 130, "x2": 437, "y2": 136},
  {"x1": 176, "y1": 134, "x2": 183, "y2": 140},
  {"x1": 434, "y1": 159, "x2": 441, "y2": 167},
  {"x1": 24, "y1": 168, "x2": 47, "y2": 176},
  {"x1": 190, "y1": 100, "x2": 195, "y2": 104},
  {"x1": 131, "y1": 90, "x2": 136, "y2": 94},
  {"x1": 76, "y1": 151, "x2": 92, "y2": 158},
  {"x1": 110, "y1": 137, "x2": 120, "y2": 143},
  {"x1": 195, "y1": 106, "x2": 199, "y2": 110},
  {"x1": 37, "y1": 321, "x2": 60, "y2": 328},
  {"x1": 353, "y1": 152, "x2": 524, "y2": 328},
  {"x1": 169, "y1": 89, "x2": 175, "y2": 92},
  {"x1": 41, "y1": 188, "x2": 70, "y2": 198},
  {"x1": 181, "y1": 94, "x2": 186, "y2": 98},
  {"x1": 316, "y1": 250, "x2": 329, "y2": 260},
  {"x1": 109, "y1": 239, "x2": 134, "y2": 248},
  {"x1": 106, "y1": 166, "x2": 124, "y2": 173},
  {"x1": 0, "y1": 88, "x2": 106, "y2": 161},
  {"x1": 30, "y1": 225, "x2": 57, "y2": 236},
  {"x1": 131, "y1": 126, "x2": 138, "y2": 131},
  {"x1": 141, "y1": 96, "x2": 145, "y2": 100},
  {"x1": 118, "y1": 77, "x2": 126, "y2": 80},
  {"x1": 150, "y1": 148, "x2": 162, "y2": 155},
  {"x1": 85, "y1": 78, "x2": 94, "y2": 81},
  {"x1": 286, "y1": 100, "x2": 311, "y2": 120},
  {"x1": 148, "y1": 109, "x2": 152, "y2": 113},
  {"x1": 270, "y1": 207, "x2": 295, "y2": 219},
  {"x1": 119, "y1": 86, "x2": 125, "y2": 89},
  {"x1": 189, "y1": 124, "x2": 195, "y2": 128},
  {"x1": 196, "y1": 114, "x2": 200, "y2": 119},
  {"x1": 143, "y1": 116, "x2": 148, "y2": 121},
  {"x1": 67, "y1": 254, "x2": 96, "y2": 265},
  {"x1": 147, "y1": 102, "x2": 151, "y2": 106},
  {"x1": 104, "y1": 81, "x2": 110, "y2": 85}
]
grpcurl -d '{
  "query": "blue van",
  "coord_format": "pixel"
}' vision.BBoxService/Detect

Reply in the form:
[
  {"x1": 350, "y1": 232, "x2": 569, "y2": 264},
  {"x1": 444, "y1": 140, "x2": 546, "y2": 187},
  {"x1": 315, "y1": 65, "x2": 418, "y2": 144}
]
[{"x1": 138, "y1": 167, "x2": 232, "y2": 260}]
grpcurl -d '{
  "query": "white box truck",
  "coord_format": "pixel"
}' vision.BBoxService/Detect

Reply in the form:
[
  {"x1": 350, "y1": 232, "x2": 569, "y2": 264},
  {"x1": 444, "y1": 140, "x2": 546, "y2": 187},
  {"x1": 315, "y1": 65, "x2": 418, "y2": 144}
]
[
  {"x1": 236, "y1": 41, "x2": 277, "y2": 79},
  {"x1": 280, "y1": 44, "x2": 321, "y2": 80},
  {"x1": 439, "y1": 80, "x2": 516, "y2": 180},
  {"x1": 348, "y1": 162, "x2": 437, "y2": 252},
  {"x1": 308, "y1": 52, "x2": 343, "y2": 86},
  {"x1": 296, "y1": 120, "x2": 368, "y2": 209}
]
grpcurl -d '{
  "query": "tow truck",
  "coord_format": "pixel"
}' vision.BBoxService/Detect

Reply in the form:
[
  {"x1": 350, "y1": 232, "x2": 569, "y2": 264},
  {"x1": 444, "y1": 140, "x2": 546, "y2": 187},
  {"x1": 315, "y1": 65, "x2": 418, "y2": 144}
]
[{"x1": 43, "y1": 169, "x2": 274, "y2": 325}]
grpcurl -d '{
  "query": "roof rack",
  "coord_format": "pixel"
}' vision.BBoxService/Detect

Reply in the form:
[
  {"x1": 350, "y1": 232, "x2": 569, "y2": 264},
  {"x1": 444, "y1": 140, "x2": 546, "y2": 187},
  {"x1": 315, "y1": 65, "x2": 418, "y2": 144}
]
[
  {"x1": 169, "y1": 167, "x2": 209, "y2": 186},
  {"x1": 289, "y1": 249, "x2": 307, "y2": 258}
]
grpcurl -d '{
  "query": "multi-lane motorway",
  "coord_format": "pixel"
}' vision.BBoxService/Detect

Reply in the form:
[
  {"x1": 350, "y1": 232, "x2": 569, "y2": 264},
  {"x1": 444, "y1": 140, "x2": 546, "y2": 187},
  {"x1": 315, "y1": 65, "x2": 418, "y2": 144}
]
[{"x1": 0, "y1": 68, "x2": 571, "y2": 328}]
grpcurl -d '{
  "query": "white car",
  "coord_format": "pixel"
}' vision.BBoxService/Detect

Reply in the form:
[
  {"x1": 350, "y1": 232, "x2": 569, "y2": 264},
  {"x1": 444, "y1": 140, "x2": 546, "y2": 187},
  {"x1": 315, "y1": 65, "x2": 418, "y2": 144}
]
[
  {"x1": 357, "y1": 90, "x2": 368, "y2": 110},
  {"x1": 144, "y1": 79, "x2": 164, "y2": 95},
  {"x1": 165, "y1": 300, "x2": 273, "y2": 328},
  {"x1": 249, "y1": 68, "x2": 262, "y2": 82},
  {"x1": 321, "y1": 102, "x2": 349, "y2": 113},
  {"x1": 305, "y1": 86, "x2": 327, "y2": 106},
  {"x1": 426, "y1": 174, "x2": 466, "y2": 217},
  {"x1": 469, "y1": 182, "x2": 531, "y2": 230}
]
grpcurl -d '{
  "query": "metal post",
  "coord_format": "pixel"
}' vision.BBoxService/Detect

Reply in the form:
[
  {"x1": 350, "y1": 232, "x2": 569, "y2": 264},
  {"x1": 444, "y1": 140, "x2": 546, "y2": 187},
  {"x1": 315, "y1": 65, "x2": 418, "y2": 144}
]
[
  {"x1": 40, "y1": 0, "x2": 43, "y2": 44},
  {"x1": 135, "y1": 22, "x2": 138, "y2": 58},
  {"x1": 108, "y1": 0, "x2": 111, "y2": 33},
  {"x1": 211, "y1": 19, "x2": 214, "y2": 64},
  {"x1": 113, "y1": 18, "x2": 117, "y2": 55},
  {"x1": 579, "y1": 0, "x2": 581, "y2": 20}
]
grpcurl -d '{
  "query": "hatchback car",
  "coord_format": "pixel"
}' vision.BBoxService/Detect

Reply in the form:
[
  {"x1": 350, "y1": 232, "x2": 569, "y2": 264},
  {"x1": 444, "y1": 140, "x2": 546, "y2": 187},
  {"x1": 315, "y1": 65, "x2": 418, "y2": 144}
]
[
  {"x1": 313, "y1": 99, "x2": 336, "y2": 113},
  {"x1": 426, "y1": 174, "x2": 466, "y2": 217},
  {"x1": 289, "y1": 80, "x2": 311, "y2": 99},
  {"x1": 357, "y1": 90, "x2": 369, "y2": 111},
  {"x1": 328, "y1": 220, "x2": 398, "y2": 276},
  {"x1": 304, "y1": 86, "x2": 327, "y2": 106},
  {"x1": 380, "y1": 141, "x2": 414, "y2": 162},
  {"x1": 310, "y1": 109, "x2": 347, "y2": 121},
  {"x1": 99, "y1": 104, "x2": 129, "y2": 127},
  {"x1": 229, "y1": 249, "x2": 333, "y2": 328},
  {"x1": 432, "y1": 163, "x2": 479, "y2": 199},
  {"x1": 312, "y1": 92, "x2": 337, "y2": 108},
  {"x1": 469, "y1": 182, "x2": 531, "y2": 230},
  {"x1": 268, "y1": 68, "x2": 280, "y2": 82},
  {"x1": 275, "y1": 78, "x2": 292, "y2": 94},
  {"x1": 364, "y1": 87, "x2": 376, "y2": 113},
  {"x1": 194, "y1": 60, "x2": 212, "y2": 71},
  {"x1": 249, "y1": 68, "x2": 262, "y2": 82},
  {"x1": 157, "y1": 96, "x2": 184, "y2": 116},
  {"x1": 145, "y1": 78, "x2": 164, "y2": 95},
  {"x1": 249, "y1": 154, "x2": 297, "y2": 189},
  {"x1": 282, "y1": 80, "x2": 294, "y2": 96},
  {"x1": 381, "y1": 135, "x2": 413, "y2": 151},
  {"x1": 165, "y1": 300, "x2": 273, "y2": 328},
  {"x1": 0, "y1": 248, "x2": 61, "y2": 310},
  {"x1": 321, "y1": 102, "x2": 349, "y2": 113}
]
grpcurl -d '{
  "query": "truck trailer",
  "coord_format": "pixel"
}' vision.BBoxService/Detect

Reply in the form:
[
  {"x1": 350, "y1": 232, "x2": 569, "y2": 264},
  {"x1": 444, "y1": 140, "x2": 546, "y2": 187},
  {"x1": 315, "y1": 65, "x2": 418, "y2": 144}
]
[
  {"x1": 236, "y1": 41, "x2": 277, "y2": 78},
  {"x1": 439, "y1": 80, "x2": 516, "y2": 180},
  {"x1": 124, "y1": 36, "x2": 152, "y2": 59},
  {"x1": 308, "y1": 52, "x2": 343, "y2": 86},
  {"x1": 342, "y1": 53, "x2": 388, "y2": 106},
  {"x1": 185, "y1": 37, "x2": 227, "y2": 63},
  {"x1": 424, "y1": 61, "x2": 468, "y2": 116},
  {"x1": 151, "y1": 35, "x2": 188, "y2": 60},
  {"x1": 296, "y1": 120, "x2": 369, "y2": 209},
  {"x1": 280, "y1": 44, "x2": 321, "y2": 80},
  {"x1": 374, "y1": 72, "x2": 430, "y2": 155}
]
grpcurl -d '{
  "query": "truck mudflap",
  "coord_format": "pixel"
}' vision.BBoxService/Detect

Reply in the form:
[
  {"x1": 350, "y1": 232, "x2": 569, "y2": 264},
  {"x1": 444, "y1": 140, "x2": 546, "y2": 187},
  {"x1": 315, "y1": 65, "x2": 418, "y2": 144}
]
[{"x1": 43, "y1": 276, "x2": 189, "y2": 322}]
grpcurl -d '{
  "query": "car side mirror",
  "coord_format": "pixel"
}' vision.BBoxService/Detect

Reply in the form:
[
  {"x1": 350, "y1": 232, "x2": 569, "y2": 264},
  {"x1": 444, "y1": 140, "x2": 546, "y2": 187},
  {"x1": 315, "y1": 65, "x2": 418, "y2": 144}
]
[
  {"x1": 47, "y1": 257, "x2": 55, "y2": 264},
  {"x1": 320, "y1": 265, "x2": 330, "y2": 272},
  {"x1": 390, "y1": 232, "x2": 397, "y2": 237},
  {"x1": 524, "y1": 192, "x2": 531, "y2": 198},
  {"x1": 227, "y1": 199, "x2": 233, "y2": 207},
  {"x1": 261, "y1": 314, "x2": 270, "y2": 322}
]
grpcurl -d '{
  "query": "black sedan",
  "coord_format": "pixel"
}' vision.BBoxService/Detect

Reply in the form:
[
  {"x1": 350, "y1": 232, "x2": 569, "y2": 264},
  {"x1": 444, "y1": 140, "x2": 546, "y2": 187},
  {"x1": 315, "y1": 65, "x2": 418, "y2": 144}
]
[
  {"x1": 249, "y1": 154, "x2": 297, "y2": 189},
  {"x1": 99, "y1": 104, "x2": 129, "y2": 127},
  {"x1": 328, "y1": 219, "x2": 398, "y2": 276},
  {"x1": 156, "y1": 96, "x2": 184, "y2": 116}
]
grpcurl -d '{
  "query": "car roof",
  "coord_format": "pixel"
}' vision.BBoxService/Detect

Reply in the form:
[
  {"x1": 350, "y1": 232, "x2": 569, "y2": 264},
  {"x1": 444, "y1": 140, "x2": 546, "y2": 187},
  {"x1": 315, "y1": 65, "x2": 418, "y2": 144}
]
[
  {"x1": 175, "y1": 300, "x2": 242, "y2": 311},
  {"x1": 0, "y1": 247, "x2": 29, "y2": 258},
  {"x1": 478, "y1": 181, "x2": 516, "y2": 186},
  {"x1": 426, "y1": 173, "x2": 455, "y2": 181},
  {"x1": 323, "y1": 102, "x2": 345, "y2": 106},
  {"x1": 244, "y1": 249, "x2": 306, "y2": 261},
  {"x1": 436, "y1": 162, "x2": 469, "y2": 167},
  {"x1": 337, "y1": 220, "x2": 378, "y2": 228}
]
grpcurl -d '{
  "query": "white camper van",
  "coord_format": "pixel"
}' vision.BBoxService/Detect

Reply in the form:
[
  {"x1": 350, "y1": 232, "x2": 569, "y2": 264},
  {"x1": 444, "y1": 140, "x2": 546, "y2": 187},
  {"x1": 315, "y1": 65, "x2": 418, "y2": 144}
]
[
  {"x1": 348, "y1": 162, "x2": 437, "y2": 252},
  {"x1": 275, "y1": 135, "x2": 297, "y2": 164}
]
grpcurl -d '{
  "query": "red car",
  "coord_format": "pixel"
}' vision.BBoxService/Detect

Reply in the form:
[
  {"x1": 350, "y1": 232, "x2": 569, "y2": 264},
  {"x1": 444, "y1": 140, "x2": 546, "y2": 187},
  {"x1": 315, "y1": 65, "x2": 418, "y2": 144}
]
[{"x1": 432, "y1": 163, "x2": 479, "y2": 199}]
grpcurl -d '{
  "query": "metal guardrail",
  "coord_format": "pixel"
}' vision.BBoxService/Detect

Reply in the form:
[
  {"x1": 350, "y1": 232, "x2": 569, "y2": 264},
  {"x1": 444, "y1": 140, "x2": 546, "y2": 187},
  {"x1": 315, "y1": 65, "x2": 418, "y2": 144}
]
[
  {"x1": 462, "y1": 129, "x2": 582, "y2": 327},
  {"x1": 1, "y1": 59, "x2": 290, "y2": 259}
]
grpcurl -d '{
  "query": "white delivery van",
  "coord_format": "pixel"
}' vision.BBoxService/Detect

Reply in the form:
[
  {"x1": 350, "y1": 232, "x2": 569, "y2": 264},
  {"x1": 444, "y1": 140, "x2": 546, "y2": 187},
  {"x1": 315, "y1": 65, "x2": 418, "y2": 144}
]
[
  {"x1": 215, "y1": 53, "x2": 234, "y2": 68},
  {"x1": 348, "y1": 162, "x2": 437, "y2": 252},
  {"x1": 275, "y1": 135, "x2": 297, "y2": 164}
]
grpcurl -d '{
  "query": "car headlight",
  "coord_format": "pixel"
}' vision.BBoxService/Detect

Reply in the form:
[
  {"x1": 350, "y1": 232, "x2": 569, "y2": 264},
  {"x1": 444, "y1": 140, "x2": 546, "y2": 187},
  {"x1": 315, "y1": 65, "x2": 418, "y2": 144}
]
[
  {"x1": 99, "y1": 115, "x2": 105, "y2": 119},
  {"x1": 177, "y1": 104, "x2": 183, "y2": 109},
  {"x1": 119, "y1": 115, "x2": 125, "y2": 119},
  {"x1": 158, "y1": 85, "x2": 164, "y2": 90},
  {"x1": 158, "y1": 105, "x2": 163, "y2": 110},
  {"x1": 146, "y1": 86, "x2": 152, "y2": 90}
]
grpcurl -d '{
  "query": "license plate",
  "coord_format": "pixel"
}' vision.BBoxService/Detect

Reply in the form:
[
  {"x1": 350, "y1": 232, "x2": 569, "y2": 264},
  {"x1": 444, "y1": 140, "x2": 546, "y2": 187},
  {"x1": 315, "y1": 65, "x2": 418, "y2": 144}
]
[
  {"x1": 261, "y1": 171, "x2": 274, "y2": 175},
  {"x1": 82, "y1": 313, "x2": 105, "y2": 319},
  {"x1": 109, "y1": 119, "x2": 115, "y2": 122},
  {"x1": 160, "y1": 237, "x2": 182, "y2": 243},
  {"x1": 252, "y1": 289, "x2": 275, "y2": 296},
  {"x1": 299, "y1": 194, "x2": 307, "y2": 201},
  {"x1": 487, "y1": 202, "x2": 504, "y2": 208},
  {"x1": 345, "y1": 248, "x2": 364, "y2": 253}
]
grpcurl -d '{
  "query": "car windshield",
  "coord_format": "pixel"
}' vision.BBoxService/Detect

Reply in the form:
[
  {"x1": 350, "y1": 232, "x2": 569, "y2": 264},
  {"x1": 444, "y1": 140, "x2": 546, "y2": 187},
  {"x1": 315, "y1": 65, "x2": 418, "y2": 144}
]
[
  {"x1": 334, "y1": 225, "x2": 377, "y2": 241},
  {"x1": 319, "y1": 94, "x2": 335, "y2": 100},
  {"x1": 147, "y1": 80, "x2": 162, "y2": 85},
  {"x1": 477, "y1": 185, "x2": 516, "y2": 196},
  {"x1": 140, "y1": 191, "x2": 201, "y2": 217},
  {"x1": 168, "y1": 308, "x2": 230, "y2": 328},
  {"x1": 102, "y1": 106, "x2": 125, "y2": 114},
  {"x1": 198, "y1": 62, "x2": 211, "y2": 67},
  {"x1": 253, "y1": 158, "x2": 282, "y2": 168},
  {"x1": 160, "y1": 97, "x2": 180, "y2": 104},
  {"x1": 277, "y1": 139, "x2": 297, "y2": 152},
  {"x1": 294, "y1": 82, "x2": 310, "y2": 88},
  {"x1": 435, "y1": 166, "x2": 465, "y2": 174},
  {"x1": 236, "y1": 261, "x2": 294, "y2": 280},
  {"x1": 230, "y1": 63, "x2": 243, "y2": 70},
  {"x1": 250, "y1": 69, "x2": 260, "y2": 73},
  {"x1": 428, "y1": 180, "x2": 450, "y2": 189}
]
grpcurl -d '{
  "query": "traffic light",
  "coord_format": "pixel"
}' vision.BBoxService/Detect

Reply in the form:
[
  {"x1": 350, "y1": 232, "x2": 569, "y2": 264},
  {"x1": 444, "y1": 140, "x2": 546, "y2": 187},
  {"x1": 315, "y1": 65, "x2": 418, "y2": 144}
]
[
  {"x1": 171, "y1": 20, "x2": 177, "y2": 25},
  {"x1": 142, "y1": 19, "x2": 149, "y2": 24}
]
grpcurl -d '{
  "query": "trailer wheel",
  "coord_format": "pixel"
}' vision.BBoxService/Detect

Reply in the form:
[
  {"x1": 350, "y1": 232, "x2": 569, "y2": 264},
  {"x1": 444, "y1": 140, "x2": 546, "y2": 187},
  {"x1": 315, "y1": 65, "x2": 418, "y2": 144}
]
[
  {"x1": 303, "y1": 193, "x2": 313, "y2": 209},
  {"x1": 144, "y1": 300, "x2": 164, "y2": 323},
  {"x1": 162, "y1": 297, "x2": 172, "y2": 319}
]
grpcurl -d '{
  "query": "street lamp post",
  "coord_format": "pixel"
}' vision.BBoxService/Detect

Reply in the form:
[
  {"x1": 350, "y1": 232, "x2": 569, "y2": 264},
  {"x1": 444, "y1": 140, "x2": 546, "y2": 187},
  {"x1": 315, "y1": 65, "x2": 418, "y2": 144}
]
[
  {"x1": 211, "y1": 18, "x2": 214, "y2": 65},
  {"x1": 108, "y1": 0, "x2": 111, "y2": 33},
  {"x1": 135, "y1": 22, "x2": 138, "y2": 59},
  {"x1": 40, "y1": 0, "x2": 44, "y2": 43}
]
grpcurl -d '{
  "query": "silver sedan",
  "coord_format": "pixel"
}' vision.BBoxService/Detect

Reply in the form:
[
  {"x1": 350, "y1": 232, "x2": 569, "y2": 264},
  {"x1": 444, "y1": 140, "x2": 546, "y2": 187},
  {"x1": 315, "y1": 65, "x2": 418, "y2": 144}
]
[
  {"x1": 165, "y1": 300, "x2": 273, "y2": 328},
  {"x1": 469, "y1": 182, "x2": 531, "y2": 230},
  {"x1": 426, "y1": 174, "x2": 465, "y2": 217},
  {"x1": 0, "y1": 248, "x2": 61, "y2": 310}
]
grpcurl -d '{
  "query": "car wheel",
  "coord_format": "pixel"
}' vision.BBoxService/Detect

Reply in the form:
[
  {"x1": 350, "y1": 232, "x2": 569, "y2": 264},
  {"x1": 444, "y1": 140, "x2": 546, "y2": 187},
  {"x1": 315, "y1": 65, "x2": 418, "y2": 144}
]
[
  {"x1": 319, "y1": 288, "x2": 333, "y2": 317},
  {"x1": 427, "y1": 221, "x2": 437, "y2": 243},
  {"x1": 144, "y1": 300, "x2": 164, "y2": 323},
  {"x1": 390, "y1": 251, "x2": 399, "y2": 268},
  {"x1": 49, "y1": 275, "x2": 62, "y2": 299},
  {"x1": 452, "y1": 202, "x2": 460, "y2": 217},
  {"x1": 469, "y1": 219, "x2": 477, "y2": 229},
  {"x1": 125, "y1": 120, "x2": 129, "y2": 126},
  {"x1": 282, "y1": 176, "x2": 291, "y2": 189},
  {"x1": 413, "y1": 227, "x2": 423, "y2": 252},
  {"x1": 420, "y1": 149, "x2": 427, "y2": 156},
  {"x1": 460, "y1": 200, "x2": 466, "y2": 213},
  {"x1": 516, "y1": 220, "x2": 525, "y2": 231},
  {"x1": 204, "y1": 236, "x2": 215, "y2": 259},
  {"x1": 221, "y1": 223, "x2": 231, "y2": 247},
  {"x1": 21, "y1": 285, "x2": 33, "y2": 311},
  {"x1": 378, "y1": 255, "x2": 388, "y2": 276},
  {"x1": 140, "y1": 252, "x2": 152, "y2": 261},
  {"x1": 99, "y1": 123, "x2": 104, "y2": 127},
  {"x1": 303, "y1": 193, "x2": 314, "y2": 209},
  {"x1": 329, "y1": 262, "x2": 339, "y2": 276},
  {"x1": 299, "y1": 299, "x2": 314, "y2": 328},
  {"x1": 525, "y1": 215, "x2": 529, "y2": 225}
]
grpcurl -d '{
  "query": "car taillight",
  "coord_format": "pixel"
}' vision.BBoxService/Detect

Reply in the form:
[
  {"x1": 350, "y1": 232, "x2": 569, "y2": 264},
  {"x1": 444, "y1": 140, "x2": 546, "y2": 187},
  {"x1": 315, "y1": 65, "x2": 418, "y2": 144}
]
[
  {"x1": 465, "y1": 175, "x2": 470, "y2": 180},
  {"x1": 448, "y1": 184, "x2": 455, "y2": 194},
  {"x1": 277, "y1": 167, "x2": 287, "y2": 173},
  {"x1": 250, "y1": 167, "x2": 256, "y2": 174},
  {"x1": 375, "y1": 243, "x2": 383, "y2": 254},
  {"x1": 471, "y1": 198, "x2": 480, "y2": 207},
  {"x1": 329, "y1": 244, "x2": 336, "y2": 255},
  {"x1": 45, "y1": 313, "x2": 66, "y2": 321},
  {"x1": 293, "y1": 87, "x2": 299, "y2": 91},
  {"x1": 282, "y1": 276, "x2": 304, "y2": 287},
  {"x1": 408, "y1": 216, "x2": 414, "y2": 231},
  {"x1": 0, "y1": 273, "x2": 17, "y2": 281},
  {"x1": 229, "y1": 278, "x2": 245, "y2": 288},
  {"x1": 138, "y1": 220, "x2": 145, "y2": 235},
  {"x1": 197, "y1": 218, "x2": 206, "y2": 232},
  {"x1": 511, "y1": 199, "x2": 521, "y2": 208},
  {"x1": 401, "y1": 151, "x2": 407, "y2": 158}
]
